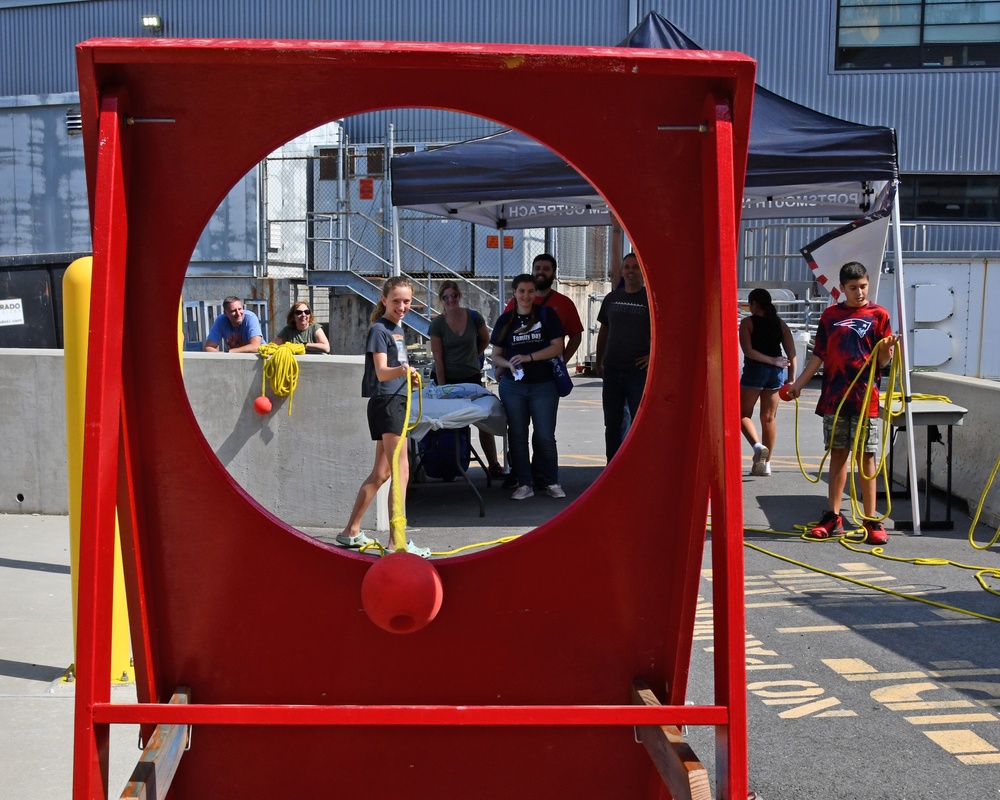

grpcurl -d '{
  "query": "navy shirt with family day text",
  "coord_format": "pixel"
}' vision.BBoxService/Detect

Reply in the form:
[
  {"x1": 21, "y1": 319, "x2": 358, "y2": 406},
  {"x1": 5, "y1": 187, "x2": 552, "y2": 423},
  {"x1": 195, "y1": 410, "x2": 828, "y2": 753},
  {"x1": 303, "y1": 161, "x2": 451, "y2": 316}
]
[{"x1": 490, "y1": 306, "x2": 565, "y2": 383}]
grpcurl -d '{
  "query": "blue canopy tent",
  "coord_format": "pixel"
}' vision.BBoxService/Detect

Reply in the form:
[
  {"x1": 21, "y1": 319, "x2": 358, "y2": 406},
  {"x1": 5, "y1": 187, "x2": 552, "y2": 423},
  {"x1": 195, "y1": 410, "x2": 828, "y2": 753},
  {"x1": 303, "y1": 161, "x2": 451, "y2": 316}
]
[
  {"x1": 390, "y1": 12, "x2": 924, "y2": 531},
  {"x1": 390, "y1": 12, "x2": 898, "y2": 228}
]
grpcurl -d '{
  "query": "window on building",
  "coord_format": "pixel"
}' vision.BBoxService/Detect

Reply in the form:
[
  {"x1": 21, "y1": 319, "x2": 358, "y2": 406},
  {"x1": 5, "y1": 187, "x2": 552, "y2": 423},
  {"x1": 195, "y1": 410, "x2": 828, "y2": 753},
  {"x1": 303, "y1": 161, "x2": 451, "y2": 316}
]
[
  {"x1": 836, "y1": 0, "x2": 1000, "y2": 70},
  {"x1": 318, "y1": 147, "x2": 355, "y2": 181},
  {"x1": 366, "y1": 147, "x2": 384, "y2": 176},
  {"x1": 899, "y1": 174, "x2": 1000, "y2": 220}
]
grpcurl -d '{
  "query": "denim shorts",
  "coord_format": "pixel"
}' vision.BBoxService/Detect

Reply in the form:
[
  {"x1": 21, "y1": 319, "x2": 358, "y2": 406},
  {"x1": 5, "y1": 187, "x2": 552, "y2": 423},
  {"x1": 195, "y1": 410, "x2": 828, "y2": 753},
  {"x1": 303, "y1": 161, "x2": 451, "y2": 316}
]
[
  {"x1": 823, "y1": 414, "x2": 880, "y2": 453},
  {"x1": 740, "y1": 359, "x2": 784, "y2": 391}
]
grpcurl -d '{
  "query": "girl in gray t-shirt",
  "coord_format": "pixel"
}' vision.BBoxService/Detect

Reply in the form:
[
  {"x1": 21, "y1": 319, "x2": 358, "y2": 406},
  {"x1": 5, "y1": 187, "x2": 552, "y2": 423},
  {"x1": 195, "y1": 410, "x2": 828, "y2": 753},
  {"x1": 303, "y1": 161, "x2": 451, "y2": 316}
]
[{"x1": 337, "y1": 276, "x2": 430, "y2": 558}]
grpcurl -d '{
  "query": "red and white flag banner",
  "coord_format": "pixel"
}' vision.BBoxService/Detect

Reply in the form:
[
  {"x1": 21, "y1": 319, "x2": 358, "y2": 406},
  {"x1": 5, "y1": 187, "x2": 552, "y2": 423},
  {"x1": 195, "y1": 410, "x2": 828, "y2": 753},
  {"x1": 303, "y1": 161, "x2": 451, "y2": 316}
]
[{"x1": 800, "y1": 182, "x2": 896, "y2": 302}]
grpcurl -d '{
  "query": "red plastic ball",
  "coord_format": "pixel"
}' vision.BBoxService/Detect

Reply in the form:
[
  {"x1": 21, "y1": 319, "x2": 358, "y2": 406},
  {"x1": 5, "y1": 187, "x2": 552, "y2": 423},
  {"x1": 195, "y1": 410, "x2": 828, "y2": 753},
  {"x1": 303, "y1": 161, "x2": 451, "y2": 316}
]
[
  {"x1": 253, "y1": 396, "x2": 272, "y2": 415},
  {"x1": 361, "y1": 552, "x2": 443, "y2": 634},
  {"x1": 778, "y1": 383, "x2": 793, "y2": 402}
]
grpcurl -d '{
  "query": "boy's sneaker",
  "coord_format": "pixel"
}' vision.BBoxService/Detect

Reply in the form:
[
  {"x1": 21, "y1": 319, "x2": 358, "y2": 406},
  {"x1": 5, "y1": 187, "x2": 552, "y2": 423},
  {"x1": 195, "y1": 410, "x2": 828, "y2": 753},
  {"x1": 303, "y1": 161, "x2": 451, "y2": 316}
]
[
  {"x1": 862, "y1": 520, "x2": 889, "y2": 545},
  {"x1": 751, "y1": 444, "x2": 769, "y2": 476},
  {"x1": 545, "y1": 484, "x2": 566, "y2": 499},
  {"x1": 511, "y1": 485, "x2": 535, "y2": 500},
  {"x1": 806, "y1": 510, "x2": 844, "y2": 539}
]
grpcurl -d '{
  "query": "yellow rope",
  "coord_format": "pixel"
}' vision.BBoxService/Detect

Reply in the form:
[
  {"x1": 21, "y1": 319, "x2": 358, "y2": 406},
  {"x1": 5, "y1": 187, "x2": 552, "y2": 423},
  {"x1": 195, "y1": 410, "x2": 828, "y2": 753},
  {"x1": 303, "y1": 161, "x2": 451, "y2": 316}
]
[
  {"x1": 788, "y1": 346, "x2": 1000, "y2": 550},
  {"x1": 789, "y1": 336, "x2": 901, "y2": 527},
  {"x1": 967, "y1": 449, "x2": 1000, "y2": 551},
  {"x1": 257, "y1": 342, "x2": 305, "y2": 416},
  {"x1": 389, "y1": 371, "x2": 422, "y2": 553},
  {"x1": 742, "y1": 533, "x2": 1000, "y2": 622}
]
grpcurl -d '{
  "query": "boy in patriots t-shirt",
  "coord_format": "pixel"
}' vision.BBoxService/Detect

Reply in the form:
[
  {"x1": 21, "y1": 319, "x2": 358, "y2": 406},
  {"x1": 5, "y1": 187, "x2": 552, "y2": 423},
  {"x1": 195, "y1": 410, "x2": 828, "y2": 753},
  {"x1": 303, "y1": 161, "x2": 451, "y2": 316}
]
[{"x1": 786, "y1": 262, "x2": 900, "y2": 544}]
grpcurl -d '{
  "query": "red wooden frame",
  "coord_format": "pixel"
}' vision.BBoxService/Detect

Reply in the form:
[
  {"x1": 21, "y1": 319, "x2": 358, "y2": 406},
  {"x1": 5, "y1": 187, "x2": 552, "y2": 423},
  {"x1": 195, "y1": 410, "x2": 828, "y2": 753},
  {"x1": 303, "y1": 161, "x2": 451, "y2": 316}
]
[{"x1": 74, "y1": 39, "x2": 754, "y2": 799}]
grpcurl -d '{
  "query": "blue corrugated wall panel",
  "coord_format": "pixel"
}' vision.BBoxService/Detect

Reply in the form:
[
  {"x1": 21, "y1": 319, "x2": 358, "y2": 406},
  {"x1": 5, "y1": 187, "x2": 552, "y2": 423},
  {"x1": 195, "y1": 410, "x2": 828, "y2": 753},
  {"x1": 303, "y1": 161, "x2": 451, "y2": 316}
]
[
  {"x1": 639, "y1": 0, "x2": 1000, "y2": 174},
  {"x1": 0, "y1": 0, "x2": 627, "y2": 95}
]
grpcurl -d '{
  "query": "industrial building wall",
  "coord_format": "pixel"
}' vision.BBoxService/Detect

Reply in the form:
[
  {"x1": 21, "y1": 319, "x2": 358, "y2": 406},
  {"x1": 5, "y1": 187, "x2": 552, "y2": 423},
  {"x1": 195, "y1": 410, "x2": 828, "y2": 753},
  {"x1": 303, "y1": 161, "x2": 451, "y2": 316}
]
[
  {"x1": 2, "y1": 0, "x2": 997, "y2": 174},
  {"x1": 639, "y1": 0, "x2": 1000, "y2": 176},
  {"x1": 0, "y1": 0, "x2": 630, "y2": 96},
  {"x1": 2, "y1": 0, "x2": 998, "y2": 308}
]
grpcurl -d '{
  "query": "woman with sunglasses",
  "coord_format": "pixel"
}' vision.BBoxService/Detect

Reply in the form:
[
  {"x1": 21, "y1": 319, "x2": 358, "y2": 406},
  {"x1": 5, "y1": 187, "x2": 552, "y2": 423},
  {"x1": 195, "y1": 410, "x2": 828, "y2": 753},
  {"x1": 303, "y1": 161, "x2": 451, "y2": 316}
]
[
  {"x1": 428, "y1": 280, "x2": 504, "y2": 478},
  {"x1": 272, "y1": 302, "x2": 330, "y2": 354}
]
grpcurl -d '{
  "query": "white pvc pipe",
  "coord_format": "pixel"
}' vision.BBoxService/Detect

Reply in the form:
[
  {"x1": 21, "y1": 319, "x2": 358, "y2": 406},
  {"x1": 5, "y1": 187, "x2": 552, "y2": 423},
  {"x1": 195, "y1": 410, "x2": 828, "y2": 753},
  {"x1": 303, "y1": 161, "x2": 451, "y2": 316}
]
[{"x1": 891, "y1": 196, "x2": 923, "y2": 535}]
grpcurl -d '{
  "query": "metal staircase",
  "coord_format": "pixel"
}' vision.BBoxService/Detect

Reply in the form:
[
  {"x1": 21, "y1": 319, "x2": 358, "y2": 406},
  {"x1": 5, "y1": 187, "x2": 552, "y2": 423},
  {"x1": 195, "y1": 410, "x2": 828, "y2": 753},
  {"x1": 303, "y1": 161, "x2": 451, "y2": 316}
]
[
  {"x1": 309, "y1": 269, "x2": 433, "y2": 338},
  {"x1": 303, "y1": 209, "x2": 499, "y2": 340}
]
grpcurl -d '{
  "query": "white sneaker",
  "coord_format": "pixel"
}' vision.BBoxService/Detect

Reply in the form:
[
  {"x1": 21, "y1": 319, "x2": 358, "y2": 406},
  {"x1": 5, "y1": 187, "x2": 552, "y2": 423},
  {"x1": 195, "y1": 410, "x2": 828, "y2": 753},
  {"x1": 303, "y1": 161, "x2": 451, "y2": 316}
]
[
  {"x1": 763, "y1": 462, "x2": 772, "y2": 476},
  {"x1": 511, "y1": 485, "x2": 535, "y2": 500},
  {"x1": 545, "y1": 484, "x2": 566, "y2": 499},
  {"x1": 751, "y1": 445, "x2": 769, "y2": 476}
]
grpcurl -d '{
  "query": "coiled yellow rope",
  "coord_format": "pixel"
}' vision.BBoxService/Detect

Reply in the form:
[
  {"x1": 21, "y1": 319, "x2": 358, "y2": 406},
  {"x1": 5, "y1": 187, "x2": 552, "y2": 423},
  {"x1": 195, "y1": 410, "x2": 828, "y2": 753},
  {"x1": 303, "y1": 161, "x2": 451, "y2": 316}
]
[
  {"x1": 789, "y1": 335, "x2": 901, "y2": 527},
  {"x1": 257, "y1": 342, "x2": 305, "y2": 416}
]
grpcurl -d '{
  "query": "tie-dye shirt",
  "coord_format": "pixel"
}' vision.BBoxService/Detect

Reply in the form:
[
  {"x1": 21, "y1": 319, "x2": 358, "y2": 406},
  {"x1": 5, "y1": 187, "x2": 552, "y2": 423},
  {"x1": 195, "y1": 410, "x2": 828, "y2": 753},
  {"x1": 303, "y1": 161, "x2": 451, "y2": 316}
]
[{"x1": 812, "y1": 301, "x2": 892, "y2": 418}]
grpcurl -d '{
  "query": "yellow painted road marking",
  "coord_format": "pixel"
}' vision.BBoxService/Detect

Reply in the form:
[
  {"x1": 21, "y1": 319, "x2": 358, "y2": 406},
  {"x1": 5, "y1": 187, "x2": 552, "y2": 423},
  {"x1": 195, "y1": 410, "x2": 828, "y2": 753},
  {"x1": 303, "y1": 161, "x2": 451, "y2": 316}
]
[
  {"x1": 886, "y1": 701, "x2": 976, "y2": 711},
  {"x1": 854, "y1": 622, "x2": 919, "y2": 630},
  {"x1": 924, "y1": 729, "x2": 999, "y2": 758},
  {"x1": 824, "y1": 658, "x2": 877, "y2": 675},
  {"x1": 931, "y1": 668, "x2": 1000, "y2": 677},
  {"x1": 958, "y1": 753, "x2": 1000, "y2": 764},
  {"x1": 843, "y1": 671, "x2": 930, "y2": 681},
  {"x1": 906, "y1": 713, "x2": 998, "y2": 725},
  {"x1": 778, "y1": 696, "x2": 846, "y2": 718},
  {"x1": 777, "y1": 625, "x2": 849, "y2": 633},
  {"x1": 870, "y1": 682, "x2": 973, "y2": 711}
]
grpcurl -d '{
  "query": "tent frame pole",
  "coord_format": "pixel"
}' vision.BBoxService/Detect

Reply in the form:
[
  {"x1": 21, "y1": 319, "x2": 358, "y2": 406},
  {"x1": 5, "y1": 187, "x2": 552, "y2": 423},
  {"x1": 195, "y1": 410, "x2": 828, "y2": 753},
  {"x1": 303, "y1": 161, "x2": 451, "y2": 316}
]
[
  {"x1": 890, "y1": 197, "x2": 922, "y2": 535},
  {"x1": 389, "y1": 123, "x2": 402, "y2": 278}
]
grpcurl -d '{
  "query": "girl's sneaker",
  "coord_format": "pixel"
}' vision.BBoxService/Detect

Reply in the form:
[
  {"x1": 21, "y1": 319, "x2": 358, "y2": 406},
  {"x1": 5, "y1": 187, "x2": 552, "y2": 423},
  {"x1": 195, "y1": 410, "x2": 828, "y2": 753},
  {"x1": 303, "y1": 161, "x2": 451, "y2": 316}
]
[
  {"x1": 511, "y1": 485, "x2": 535, "y2": 500},
  {"x1": 751, "y1": 444, "x2": 770, "y2": 476}
]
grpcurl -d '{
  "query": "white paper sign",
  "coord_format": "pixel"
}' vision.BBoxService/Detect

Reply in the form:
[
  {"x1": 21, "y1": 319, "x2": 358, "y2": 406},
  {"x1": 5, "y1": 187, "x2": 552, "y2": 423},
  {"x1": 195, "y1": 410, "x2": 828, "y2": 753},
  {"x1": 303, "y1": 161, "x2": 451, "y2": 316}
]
[{"x1": 0, "y1": 298, "x2": 25, "y2": 327}]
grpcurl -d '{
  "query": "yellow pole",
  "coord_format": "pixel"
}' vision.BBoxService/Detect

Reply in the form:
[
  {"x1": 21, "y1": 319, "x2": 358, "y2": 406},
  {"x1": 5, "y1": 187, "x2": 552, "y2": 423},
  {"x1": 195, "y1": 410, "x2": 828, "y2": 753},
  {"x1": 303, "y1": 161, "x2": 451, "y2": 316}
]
[{"x1": 63, "y1": 256, "x2": 133, "y2": 684}]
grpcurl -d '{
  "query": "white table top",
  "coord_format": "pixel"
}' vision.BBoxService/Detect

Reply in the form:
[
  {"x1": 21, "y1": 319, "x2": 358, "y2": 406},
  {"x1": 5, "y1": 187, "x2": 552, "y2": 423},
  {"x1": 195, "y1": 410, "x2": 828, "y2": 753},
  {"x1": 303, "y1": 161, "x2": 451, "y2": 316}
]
[
  {"x1": 880, "y1": 398, "x2": 968, "y2": 427},
  {"x1": 407, "y1": 385, "x2": 506, "y2": 441}
]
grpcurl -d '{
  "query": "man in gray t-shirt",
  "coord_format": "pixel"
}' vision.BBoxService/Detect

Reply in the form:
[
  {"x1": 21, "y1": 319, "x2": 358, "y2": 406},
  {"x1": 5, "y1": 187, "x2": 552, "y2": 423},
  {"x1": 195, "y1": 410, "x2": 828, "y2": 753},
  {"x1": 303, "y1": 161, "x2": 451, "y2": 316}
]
[{"x1": 596, "y1": 252, "x2": 650, "y2": 460}]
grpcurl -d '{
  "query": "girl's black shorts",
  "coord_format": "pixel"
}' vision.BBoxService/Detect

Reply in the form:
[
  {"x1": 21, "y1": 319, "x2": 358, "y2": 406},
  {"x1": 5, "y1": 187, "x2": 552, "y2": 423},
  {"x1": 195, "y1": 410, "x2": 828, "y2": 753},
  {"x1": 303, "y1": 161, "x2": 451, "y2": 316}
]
[{"x1": 367, "y1": 394, "x2": 407, "y2": 440}]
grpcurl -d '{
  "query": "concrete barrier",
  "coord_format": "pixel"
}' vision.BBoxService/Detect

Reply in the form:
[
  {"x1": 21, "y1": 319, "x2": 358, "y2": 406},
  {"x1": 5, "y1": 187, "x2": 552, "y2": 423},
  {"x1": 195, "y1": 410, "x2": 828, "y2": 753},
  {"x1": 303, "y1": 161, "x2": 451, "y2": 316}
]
[
  {"x1": 899, "y1": 372, "x2": 1000, "y2": 531},
  {"x1": 1, "y1": 349, "x2": 68, "y2": 514},
  {"x1": 4, "y1": 349, "x2": 999, "y2": 530},
  {"x1": 1, "y1": 349, "x2": 382, "y2": 530}
]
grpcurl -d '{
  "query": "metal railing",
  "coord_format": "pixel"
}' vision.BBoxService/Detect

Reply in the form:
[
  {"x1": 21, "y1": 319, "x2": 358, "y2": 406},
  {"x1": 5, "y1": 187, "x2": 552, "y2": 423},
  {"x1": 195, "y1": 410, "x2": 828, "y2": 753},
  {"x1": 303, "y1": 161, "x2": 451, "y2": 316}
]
[
  {"x1": 306, "y1": 208, "x2": 501, "y2": 337},
  {"x1": 742, "y1": 220, "x2": 1000, "y2": 287}
]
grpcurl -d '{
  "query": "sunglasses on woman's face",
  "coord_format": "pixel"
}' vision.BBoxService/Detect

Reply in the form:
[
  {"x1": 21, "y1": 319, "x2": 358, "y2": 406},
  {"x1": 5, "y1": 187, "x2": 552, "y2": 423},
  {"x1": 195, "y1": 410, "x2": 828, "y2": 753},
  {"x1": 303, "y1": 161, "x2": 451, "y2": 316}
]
[
  {"x1": 295, "y1": 309, "x2": 311, "y2": 315},
  {"x1": 441, "y1": 293, "x2": 459, "y2": 302}
]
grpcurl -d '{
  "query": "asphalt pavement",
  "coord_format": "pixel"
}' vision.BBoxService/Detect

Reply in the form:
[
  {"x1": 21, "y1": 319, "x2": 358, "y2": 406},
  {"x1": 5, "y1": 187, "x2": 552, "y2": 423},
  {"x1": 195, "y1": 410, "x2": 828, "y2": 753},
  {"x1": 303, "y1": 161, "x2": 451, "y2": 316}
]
[{"x1": 2, "y1": 377, "x2": 998, "y2": 798}]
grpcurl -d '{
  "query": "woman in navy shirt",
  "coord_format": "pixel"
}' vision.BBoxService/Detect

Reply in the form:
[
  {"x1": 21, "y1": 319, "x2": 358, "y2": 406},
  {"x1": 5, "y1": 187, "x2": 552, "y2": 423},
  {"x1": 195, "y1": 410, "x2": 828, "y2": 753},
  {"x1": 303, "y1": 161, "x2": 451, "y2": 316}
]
[{"x1": 490, "y1": 274, "x2": 566, "y2": 500}]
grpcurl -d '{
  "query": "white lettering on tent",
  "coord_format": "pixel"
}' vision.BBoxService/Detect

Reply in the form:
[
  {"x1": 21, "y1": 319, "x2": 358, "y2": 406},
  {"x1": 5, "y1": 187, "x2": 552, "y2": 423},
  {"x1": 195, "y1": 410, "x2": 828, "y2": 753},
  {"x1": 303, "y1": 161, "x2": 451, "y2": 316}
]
[
  {"x1": 742, "y1": 192, "x2": 863, "y2": 211},
  {"x1": 507, "y1": 204, "x2": 606, "y2": 218},
  {"x1": 0, "y1": 298, "x2": 24, "y2": 327}
]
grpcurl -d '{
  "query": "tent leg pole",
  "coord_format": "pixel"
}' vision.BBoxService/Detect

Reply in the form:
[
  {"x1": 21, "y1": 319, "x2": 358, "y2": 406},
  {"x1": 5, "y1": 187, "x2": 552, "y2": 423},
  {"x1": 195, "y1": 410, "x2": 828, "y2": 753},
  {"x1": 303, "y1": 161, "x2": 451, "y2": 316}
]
[{"x1": 891, "y1": 199, "x2": 922, "y2": 535}]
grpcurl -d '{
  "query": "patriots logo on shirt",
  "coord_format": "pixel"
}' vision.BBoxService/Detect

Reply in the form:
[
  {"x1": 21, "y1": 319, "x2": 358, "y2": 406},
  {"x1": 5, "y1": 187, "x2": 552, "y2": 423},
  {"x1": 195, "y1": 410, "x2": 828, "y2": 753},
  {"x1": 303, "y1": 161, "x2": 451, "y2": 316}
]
[{"x1": 834, "y1": 318, "x2": 873, "y2": 338}]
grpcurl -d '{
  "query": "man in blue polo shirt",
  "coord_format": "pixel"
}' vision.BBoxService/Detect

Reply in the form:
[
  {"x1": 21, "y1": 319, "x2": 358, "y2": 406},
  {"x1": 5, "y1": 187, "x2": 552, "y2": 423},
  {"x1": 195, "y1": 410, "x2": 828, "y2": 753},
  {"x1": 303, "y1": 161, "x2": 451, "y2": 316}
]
[{"x1": 204, "y1": 296, "x2": 263, "y2": 353}]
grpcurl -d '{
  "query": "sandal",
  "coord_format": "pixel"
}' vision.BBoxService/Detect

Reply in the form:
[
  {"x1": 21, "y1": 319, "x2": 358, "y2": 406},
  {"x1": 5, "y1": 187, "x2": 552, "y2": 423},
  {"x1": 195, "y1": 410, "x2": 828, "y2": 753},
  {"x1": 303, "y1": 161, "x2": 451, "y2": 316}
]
[
  {"x1": 335, "y1": 531, "x2": 375, "y2": 549},
  {"x1": 488, "y1": 463, "x2": 505, "y2": 479},
  {"x1": 390, "y1": 540, "x2": 431, "y2": 558}
]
